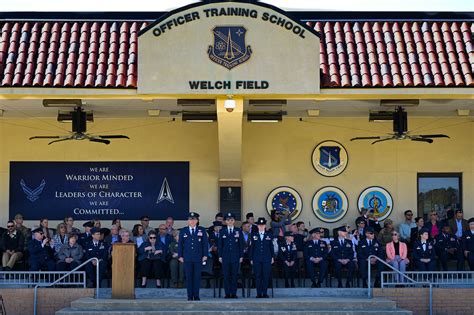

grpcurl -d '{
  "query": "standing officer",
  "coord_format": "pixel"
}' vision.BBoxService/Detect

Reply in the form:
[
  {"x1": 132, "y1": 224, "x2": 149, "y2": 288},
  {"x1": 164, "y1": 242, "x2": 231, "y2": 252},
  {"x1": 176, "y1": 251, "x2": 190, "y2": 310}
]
[
  {"x1": 357, "y1": 226, "x2": 385, "y2": 288},
  {"x1": 412, "y1": 228, "x2": 436, "y2": 271},
  {"x1": 330, "y1": 226, "x2": 356, "y2": 288},
  {"x1": 304, "y1": 228, "x2": 328, "y2": 288},
  {"x1": 435, "y1": 223, "x2": 464, "y2": 271},
  {"x1": 218, "y1": 212, "x2": 244, "y2": 298},
  {"x1": 278, "y1": 231, "x2": 298, "y2": 288},
  {"x1": 178, "y1": 212, "x2": 209, "y2": 301},
  {"x1": 250, "y1": 217, "x2": 274, "y2": 298},
  {"x1": 84, "y1": 227, "x2": 109, "y2": 287},
  {"x1": 462, "y1": 218, "x2": 474, "y2": 270}
]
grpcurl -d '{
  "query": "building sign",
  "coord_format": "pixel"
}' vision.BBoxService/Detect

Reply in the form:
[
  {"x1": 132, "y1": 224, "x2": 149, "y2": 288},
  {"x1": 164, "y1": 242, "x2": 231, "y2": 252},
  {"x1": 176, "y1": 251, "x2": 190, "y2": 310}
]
[
  {"x1": 138, "y1": 1, "x2": 320, "y2": 95},
  {"x1": 9, "y1": 162, "x2": 189, "y2": 220}
]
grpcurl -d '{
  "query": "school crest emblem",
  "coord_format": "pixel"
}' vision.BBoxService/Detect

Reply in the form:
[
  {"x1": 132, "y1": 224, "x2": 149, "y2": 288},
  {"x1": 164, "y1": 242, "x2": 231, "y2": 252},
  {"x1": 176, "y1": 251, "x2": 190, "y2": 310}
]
[{"x1": 208, "y1": 26, "x2": 252, "y2": 70}]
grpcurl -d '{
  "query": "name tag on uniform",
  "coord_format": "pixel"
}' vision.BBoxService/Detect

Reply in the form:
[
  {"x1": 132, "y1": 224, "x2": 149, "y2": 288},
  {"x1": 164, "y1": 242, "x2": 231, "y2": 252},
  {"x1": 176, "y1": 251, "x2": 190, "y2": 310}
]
[
  {"x1": 253, "y1": 236, "x2": 258, "y2": 240},
  {"x1": 88, "y1": 248, "x2": 93, "y2": 251},
  {"x1": 361, "y1": 245, "x2": 366, "y2": 248},
  {"x1": 416, "y1": 247, "x2": 421, "y2": 250},
  {"x1": 308, "y1": 245, "x2": 313, "y2": 248}
]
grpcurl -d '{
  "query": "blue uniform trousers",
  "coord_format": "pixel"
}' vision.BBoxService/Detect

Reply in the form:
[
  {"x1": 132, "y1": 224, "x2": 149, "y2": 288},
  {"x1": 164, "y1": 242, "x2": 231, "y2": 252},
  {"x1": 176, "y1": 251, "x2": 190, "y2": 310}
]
[
  {"x1": 184, "y1": 261, "x2": 202, "y2": 299},
  {"x1": 416, "y1": 260, "x2": 436, "y2": 271},
  {"x1": 253, "y1": 261, "x2": 271, "y2": 296},
  {"x1": 85, "y1": 261, "x2": 106, "y2": 285},
  {"x1": 438, "y1": 250, "x2": 464, "y2": 271},
  {"x1": 306, "y1": 259, "x2": 328, "y2": 283},
  {"x1": 334, "y1": 260, "x2": 354, "y2": 283},
  {"x1": 467, "y1": 252, "x2": 474, "y2": 270},
  {"x1": 222, "y1": 260, "x2": 240, "y2": 296}
]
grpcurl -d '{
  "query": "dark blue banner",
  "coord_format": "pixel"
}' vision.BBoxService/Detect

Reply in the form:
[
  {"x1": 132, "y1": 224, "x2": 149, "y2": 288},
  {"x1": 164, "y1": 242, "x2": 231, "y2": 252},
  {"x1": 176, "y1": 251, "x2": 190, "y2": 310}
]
[{"x1": 9, "y1": 161, "x2": 189, "y2": 220}]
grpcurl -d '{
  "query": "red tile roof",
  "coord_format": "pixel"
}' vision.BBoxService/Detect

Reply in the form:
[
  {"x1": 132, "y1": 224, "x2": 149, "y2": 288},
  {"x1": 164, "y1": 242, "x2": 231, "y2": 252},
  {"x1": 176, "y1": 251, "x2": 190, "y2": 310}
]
[{"x1": 0, "y1": 20, "x2": 472, "y2": 89}]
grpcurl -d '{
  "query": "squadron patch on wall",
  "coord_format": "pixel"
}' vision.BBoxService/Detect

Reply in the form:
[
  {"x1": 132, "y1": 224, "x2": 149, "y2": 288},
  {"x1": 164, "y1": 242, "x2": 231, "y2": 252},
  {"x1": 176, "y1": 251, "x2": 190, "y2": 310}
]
[
  {"x1": 266, "y1": 186, "x2": 302, "y2": 220},
  {"x1": 208, "y1": 26, "x2": 252, "y2": 70},
  {"x1": 312, "y1": 186, "x2": 349, "y2": 223},
  {"x1": 311, "y1": 141, "x2": 348, "y2": 177},
  {"x1": 357, "y1": 186, "x2": 393, "y2": 221}
]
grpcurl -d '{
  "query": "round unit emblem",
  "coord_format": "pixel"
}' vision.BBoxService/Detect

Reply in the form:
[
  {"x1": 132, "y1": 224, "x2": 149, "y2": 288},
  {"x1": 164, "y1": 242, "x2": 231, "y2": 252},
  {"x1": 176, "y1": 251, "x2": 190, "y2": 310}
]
[
  {"x1": 312, "y1": 186, "x2": 349, "y2": 223},
  {"x1": 266, "y1": 186, "x2": 303, "y2": 221},
  {"x1": 357, "y1": 186, "x2": 394, "y2": 221},
  {"x1": 311, "y1": 140, "x2": 348, "y2": 177}
]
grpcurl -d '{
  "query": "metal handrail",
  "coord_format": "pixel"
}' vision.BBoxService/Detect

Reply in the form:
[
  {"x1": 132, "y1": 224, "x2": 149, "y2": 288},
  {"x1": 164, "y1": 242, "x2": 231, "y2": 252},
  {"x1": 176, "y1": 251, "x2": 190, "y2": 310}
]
[
  {"x1": 33, "y1": 258, "x2": 100, "y2": 315},
  {"x1": 367, "y1": 255, "x2": 433, "y2": 315}
]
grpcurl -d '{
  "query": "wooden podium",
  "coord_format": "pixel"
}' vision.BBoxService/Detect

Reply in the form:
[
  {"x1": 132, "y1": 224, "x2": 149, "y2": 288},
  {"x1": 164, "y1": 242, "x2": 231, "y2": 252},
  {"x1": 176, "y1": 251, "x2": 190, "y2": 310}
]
[{"x1": 112, "y1": 243, "x2": 136, "y2": 299}]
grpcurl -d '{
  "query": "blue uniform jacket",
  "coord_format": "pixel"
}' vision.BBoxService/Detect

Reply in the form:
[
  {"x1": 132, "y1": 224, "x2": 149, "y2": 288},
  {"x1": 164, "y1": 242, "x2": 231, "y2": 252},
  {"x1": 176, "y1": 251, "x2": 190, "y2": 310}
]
[
  {"x1": 178, "y1": 226, "x2": 209, "y2": 263},
  {"x1": 435, "y1": 233, "x2": 460, "y2": 252},
  {"x1": 78, "y1": 232, "x2": 92, "y2": 248},
  {"x1": 330, "y1": 238, "x2": 355, "y2": 260},
  {"x1": 158, "y1": 233, "x2": 173, "y2": 259},
  {"x1": 278, "y1": 241, "x2": 297, "y2": 262},
  {"x1": 28, "y1": 239, "x2": 54, "y2": 263},
  {"x1": 356, "y1": 239, "x2": 385, "y2": 260},
  {"x1": 462, "y1": 231, "x2": 474, "y2": 252},
  {"x1": 218, "y1": 227, "x2": 244, "y2": 262},
  {"x1": 250, "y1": 231, "x2": 274, "y2": 263},
  {"x1": 412, "y1": 240, "x2": 436, "y2": 261},
  {"x1": 84, "y1": 240, "x2": 109, "y2": 262},
  {"x1": 304, "y1": 239, "x2": 329, "y2": 261}
]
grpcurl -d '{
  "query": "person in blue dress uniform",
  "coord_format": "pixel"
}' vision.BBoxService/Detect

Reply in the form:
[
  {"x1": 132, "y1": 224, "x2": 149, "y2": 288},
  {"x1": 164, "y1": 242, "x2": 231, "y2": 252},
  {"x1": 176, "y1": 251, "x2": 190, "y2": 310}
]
[
  {"x1": 357, "y1": 226, "x2": 385, "y2": 287},
  {"x1": 84, "y1": 227, "x2": 109, "y2": 287},
  {"x1": 278, "y1": 231, "x2": 298, "y2": 288},
  {"x1": 304, "y1": 227, "x2": 328, "y2": 288},
  {"x1": 435, "y1": 223, "x2": 464, "y2": 271},
  {"x1": 412, "y1": 227, "x2": 436, "y2": 271},
  {"x1": 330, "y1": 226, "x2": 356, "y2": 288},
  {"x1": 78, "y1": 221, "x2": 94, "y2": 249},
  {"x1": 28, "y1": 227, "x2": 55, "y2": 271},
  {"x1": 250, "y1": 217, "x2": 274, "y2": 298},
  {"x1": 218, "y1": 212, "x2": 244, "y2": 298},
  {"x1": 462, "y1": 218, "x2": 474, "y2": 270},
  {"x1": 178, "y1": 212, "x2": 209, "y2": 301}
]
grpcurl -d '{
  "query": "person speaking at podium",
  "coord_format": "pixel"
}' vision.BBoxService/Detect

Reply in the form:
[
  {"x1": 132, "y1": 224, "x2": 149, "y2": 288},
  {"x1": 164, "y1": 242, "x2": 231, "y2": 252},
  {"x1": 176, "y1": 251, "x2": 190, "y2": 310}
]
[{"x1": 178, "y1": 212, "x2": 209, "y2": 301}]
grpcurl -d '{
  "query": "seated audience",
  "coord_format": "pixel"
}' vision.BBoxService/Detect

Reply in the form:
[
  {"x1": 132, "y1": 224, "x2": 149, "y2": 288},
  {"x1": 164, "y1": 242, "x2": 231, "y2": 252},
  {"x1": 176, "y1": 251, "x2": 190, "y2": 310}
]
[
  {"x1": 270, "y1": 210, "x2": 291, "y2": 239},
  {"x1": 140, "y1": 216, "x2": 153, "y2": 235},
  {"x1": 104, "y1": 224, "x2": 121, "y2": 245},
  {"x1": 412, "y1": 228, "x2": 436, "y2": 271},
  {"x1": 132, "y1": 224, "x2": 146, "y2": 247},
  {"x1": 84, "y1": 227, "x2": 109, "y2": 287},
  {"x1": 137, "y1": 230, "x2": 164, "y2": 288},
  {"x1": 28, "y1": 227, "x2": 55, "y2": 271},
  {"x1": 57, "y1": 234, "x2": 83, "y2": 271},
  {"x1": 398, "y1": 210, "x2": 416, "y2": 243},
  {"x1": 450, "y1": 210, "x2": 468, "y2": 239},
  {"x1": 425, "y1": 211, "x2": 442, "y2": 239},
  {"x1": 435, "y1": 223, "x2": 464, "y2": 271},
  {"x1": 53, "y1": 223, "x2": 69, "y2": 254},
  {"x1": 38, "y1": 218, "x2": 55, "y2": 239},
  {"x1": 358, "y1": 227, "x2": 385, "y2": 287},
  {"x1": 330, "y1": 226, "x2": 355, "y2": 288},
  {"x1": 462, "y1": 218, "x2": 474, "y2": 270},
  {"x1": 386, "y1": 231, "x2": 409, "y2": 282},
  {"x1": 78, "y1": 221, "x2": 94, "y2": 248},
  {"x1": 1, "y1": 220, "x2": 25, "y2": 271},
  {"x1": 112, "y1": 218, "x2": 122, "y2": 231},
  {"x1": 64, "y1": 216, "x2": 80, "y2": 235},
  {"x1": 165, "y1": 216, "x2": 175, "y2": 235},
  {"x1": 410, "y1": 217, "x2": 425, "y2": 247},
  {"x1": 377, "y1": 219, "x2": 394, "y2": 249},
  {"x1": 169, "y1": 230, "x2": 184, "y2": 288},
  {"x1": 304, "y1": 228, "x2": 328, "y2": 288},
  {"x1": 14, "y1": 213, "x2": 31, "y2": 250},
  {"x1": 278, "y1": 232, "x2": 297, "y2": 288}
]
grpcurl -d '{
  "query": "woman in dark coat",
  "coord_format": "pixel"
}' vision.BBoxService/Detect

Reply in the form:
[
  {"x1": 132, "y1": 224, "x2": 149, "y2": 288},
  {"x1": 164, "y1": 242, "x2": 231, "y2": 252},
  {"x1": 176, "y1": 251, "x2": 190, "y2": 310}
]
[
  {"x1": 137, "y1": 230, "x2": 165, "y2": 288},
  {"x1": 57, "y1": 234, "x2": 83, "y2": 271}
]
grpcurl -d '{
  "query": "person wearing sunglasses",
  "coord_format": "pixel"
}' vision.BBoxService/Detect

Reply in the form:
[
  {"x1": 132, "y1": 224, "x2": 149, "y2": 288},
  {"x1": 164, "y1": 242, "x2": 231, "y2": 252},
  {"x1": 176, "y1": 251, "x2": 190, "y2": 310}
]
[
  {"x1": 28, "y1": 227, "x2": 55, "y2": 271},
  {"x1": 386, "y1": 231, "x2": 409, "y2": 283},
  {"x1": 398, "y1": 210, "x2": 416, "y2": 243},
  {"x1": 1, "y1": 220, "x2": 25, "y2": 271},
  {"x1": 357, "y1": 226, "x2": 384, "y2": 288},
  {"x1": 137, "y1": 230, "x2": 164, "y2": 288}
]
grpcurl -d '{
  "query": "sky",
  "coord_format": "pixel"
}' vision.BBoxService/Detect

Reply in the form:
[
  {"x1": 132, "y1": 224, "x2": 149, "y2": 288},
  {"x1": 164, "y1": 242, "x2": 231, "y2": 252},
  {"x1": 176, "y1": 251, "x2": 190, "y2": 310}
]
[{"x1": 0, "y1": 0, "x2": 472, "y2": 12}]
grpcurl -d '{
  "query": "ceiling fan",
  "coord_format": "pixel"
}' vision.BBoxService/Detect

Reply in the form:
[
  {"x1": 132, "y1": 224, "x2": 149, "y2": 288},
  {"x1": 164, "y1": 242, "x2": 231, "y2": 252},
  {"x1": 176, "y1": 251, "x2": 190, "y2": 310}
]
[
  {"x1": 350, "y1": 106, "x2": 449, "y2": 144},
  {"x1": 30, "y1": 106, "x2": 130, "y2": 145}
]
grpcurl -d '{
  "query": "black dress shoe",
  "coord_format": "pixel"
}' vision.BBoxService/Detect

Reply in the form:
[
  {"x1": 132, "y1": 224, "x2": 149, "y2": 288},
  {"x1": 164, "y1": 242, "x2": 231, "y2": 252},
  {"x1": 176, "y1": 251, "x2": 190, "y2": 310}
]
[
  {"x1": 224, "y1": 294, "x2": 231, "y2": 299},
  {"x1": 140, "y1": 284, "x2": 147, "y2": 288},
  {"x1": 315, "y1": 282, "x2": 321, "y2": 288},
  {"x1": 337, "y1": 282, "x2": 343, "y2": 288},
  {"x1": 345, "y1": 282, "x2": 352, "y2": 288},
  {"x1": 285, "y1": 282, "x2": 290, "y2": 288},
  {"x1": 232, "y1": 294, "x2": 238, "y2": 299},
  {"x1": 187, "y1": 298, "x2": 193, "y2": 301},
  {"x1": 194, "y1": 297, "x2": 200, "y2": 301},
  {"x1": 263, "y1": 294, "x2": 270, "y2": 298},
  {"x1": 256, "y1": 294, "x2": 262, "y2": 298}
]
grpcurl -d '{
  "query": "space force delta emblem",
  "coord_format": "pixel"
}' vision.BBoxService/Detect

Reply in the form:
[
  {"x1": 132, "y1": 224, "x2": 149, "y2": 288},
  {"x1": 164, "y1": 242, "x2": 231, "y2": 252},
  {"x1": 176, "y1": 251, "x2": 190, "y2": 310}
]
[{"x1": 208, "y1": 26, "x2": 252, "y2": 70}]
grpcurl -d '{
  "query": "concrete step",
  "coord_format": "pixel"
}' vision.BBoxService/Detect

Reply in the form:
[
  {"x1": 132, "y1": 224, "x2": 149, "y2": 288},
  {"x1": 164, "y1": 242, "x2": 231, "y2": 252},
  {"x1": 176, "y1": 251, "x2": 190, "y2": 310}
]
[
  {"x1": 69, "y1": 297, "x2": 398, "y2": 311},
  {"x1": 57, "y1": 309, "x2": 413, "y2": 315},
  {"x1": 98, "y1": 288, "x2": 368, "y2": 299}
]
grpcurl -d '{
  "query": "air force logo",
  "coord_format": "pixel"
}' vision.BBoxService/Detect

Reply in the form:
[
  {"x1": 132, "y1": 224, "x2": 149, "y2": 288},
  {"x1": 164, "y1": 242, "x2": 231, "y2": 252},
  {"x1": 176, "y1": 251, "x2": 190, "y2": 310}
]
[
  {"x1": 208, "y1": 26, "x2": 252, "y2": 70},
  {"x1": 20, "y1": 179, "x2": 46, "y2": 202},
  {"x1": 312, "y1": 141, "x2": 348, "y2": 177}
]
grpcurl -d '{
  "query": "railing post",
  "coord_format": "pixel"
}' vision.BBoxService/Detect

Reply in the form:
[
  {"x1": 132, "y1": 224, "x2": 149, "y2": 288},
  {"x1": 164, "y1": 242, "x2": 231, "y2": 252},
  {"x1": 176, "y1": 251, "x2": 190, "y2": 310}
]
[
  {"x1": 429, "y1": 283, "x2": 433, "y2": 315},
  {"x1": 96, "y1": 259, "x2": 100, "y2": 299},
  {"x1": 368, "y1": 259, "x2": 372, "y2": 299}
]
